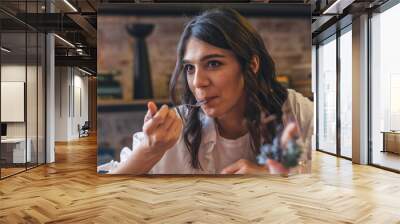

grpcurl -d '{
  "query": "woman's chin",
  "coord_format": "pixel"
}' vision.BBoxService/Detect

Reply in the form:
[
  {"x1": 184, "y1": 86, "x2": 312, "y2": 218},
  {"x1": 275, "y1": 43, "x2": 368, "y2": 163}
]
[{"x1": 201, "y1": 107, "x2": 220, "y2": 117}]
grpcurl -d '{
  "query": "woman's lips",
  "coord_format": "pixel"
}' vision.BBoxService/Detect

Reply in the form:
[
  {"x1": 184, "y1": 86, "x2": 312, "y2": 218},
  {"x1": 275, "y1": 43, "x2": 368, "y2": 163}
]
[{"x1": 203, "y1": 96, "x2": 218, "y2": 105}]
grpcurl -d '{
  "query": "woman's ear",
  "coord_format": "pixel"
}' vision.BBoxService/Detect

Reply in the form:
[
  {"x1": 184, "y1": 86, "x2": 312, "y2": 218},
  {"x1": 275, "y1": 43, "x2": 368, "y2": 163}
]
[{"x1": 250, "y1": 55, "x2": 260, "y2": 75}]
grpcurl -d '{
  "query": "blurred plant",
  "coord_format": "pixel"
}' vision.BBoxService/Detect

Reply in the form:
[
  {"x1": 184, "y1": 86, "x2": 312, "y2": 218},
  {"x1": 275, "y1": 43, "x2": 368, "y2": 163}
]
[{"x1": 256, "y1": 114, "x2": 302, "y2": 169}]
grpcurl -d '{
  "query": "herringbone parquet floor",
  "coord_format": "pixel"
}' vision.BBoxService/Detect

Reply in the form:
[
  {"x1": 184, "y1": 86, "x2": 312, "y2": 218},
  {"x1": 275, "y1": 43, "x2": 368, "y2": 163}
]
[{"x1": 1, "y1": 135, "x2": 400, "y2": 223}]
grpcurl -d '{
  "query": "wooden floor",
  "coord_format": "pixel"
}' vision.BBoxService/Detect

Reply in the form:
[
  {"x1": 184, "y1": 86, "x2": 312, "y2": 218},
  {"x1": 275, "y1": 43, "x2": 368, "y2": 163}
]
[
  {"x1": 1, "y1": 167, "x2": 26, "y2": 178},
  {"x1": 1, "y1": 135, "x2": 400, "y2": 223},
  {"x1": 1, "y1": 163, "x2": 45, "y2": 178}
]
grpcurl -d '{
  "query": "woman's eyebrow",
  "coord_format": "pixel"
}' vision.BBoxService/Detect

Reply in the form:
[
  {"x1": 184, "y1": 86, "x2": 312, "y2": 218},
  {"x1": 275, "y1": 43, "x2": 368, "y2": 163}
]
[{"x1": 182, "y1": 54, "x2": 225, "y2": 64}]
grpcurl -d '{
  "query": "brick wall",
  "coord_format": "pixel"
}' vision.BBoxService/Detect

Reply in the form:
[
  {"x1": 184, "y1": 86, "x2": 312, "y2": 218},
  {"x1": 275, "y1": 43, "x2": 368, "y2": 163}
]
[{"x1": 98, "y1": 15, "x2": 312, "y2": 101}]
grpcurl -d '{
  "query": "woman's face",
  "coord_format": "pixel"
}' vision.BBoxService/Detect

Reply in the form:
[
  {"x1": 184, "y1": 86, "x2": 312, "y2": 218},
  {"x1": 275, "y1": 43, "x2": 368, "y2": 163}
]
[{"x1": 183, "y1": 37, "x2": 246, "y2": 118}]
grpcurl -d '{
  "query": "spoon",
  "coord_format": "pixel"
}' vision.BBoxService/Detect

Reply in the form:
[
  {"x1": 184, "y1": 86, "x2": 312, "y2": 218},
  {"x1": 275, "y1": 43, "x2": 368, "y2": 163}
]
[
  {"x1": 181, "y1": 100, "x2": 207, "y2": 108},
  {"x1": 147, "y1": 100, "x2": 207, "y2": 120}
]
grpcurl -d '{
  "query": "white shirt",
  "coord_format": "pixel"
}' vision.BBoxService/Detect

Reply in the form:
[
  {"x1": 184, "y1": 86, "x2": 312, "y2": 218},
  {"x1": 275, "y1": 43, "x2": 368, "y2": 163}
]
[
  {"x1": 123, "y1": 89, "x2": 314, "y2": 174},
  {"x1": 214, "y1": 132, "x2": 256, "y2": 173}
]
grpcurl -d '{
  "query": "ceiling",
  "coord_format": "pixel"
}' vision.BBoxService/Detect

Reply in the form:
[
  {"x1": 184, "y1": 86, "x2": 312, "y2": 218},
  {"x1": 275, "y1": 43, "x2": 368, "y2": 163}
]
[
  {"x1": 0, "y1": 0, "x2": 388, "y2": 74},
  {"x1": 0, "y1": 0, "x2": 318, "y2": 74}
]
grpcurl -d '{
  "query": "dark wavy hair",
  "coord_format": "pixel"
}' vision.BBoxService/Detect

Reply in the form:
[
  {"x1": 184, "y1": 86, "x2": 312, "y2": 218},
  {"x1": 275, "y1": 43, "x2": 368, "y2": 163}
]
[{"x1": 169, "y1": 8, "x2": 288, "y2": 170}]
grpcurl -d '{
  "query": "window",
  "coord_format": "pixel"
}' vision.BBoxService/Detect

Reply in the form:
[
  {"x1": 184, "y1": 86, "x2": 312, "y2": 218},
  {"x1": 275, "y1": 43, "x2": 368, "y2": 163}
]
[
  {"x1": 0, "y1": 1, "x2": 47, "y2": 179},
  {"x1": 339, "y1": 27, "x2": 352, "y2": 158},
  {"x1": 370, "y1": 2, "x2": 400, "y2": 171},
  {"x1": 317, "y1": 35, "x2": 337, "y2": 154}
]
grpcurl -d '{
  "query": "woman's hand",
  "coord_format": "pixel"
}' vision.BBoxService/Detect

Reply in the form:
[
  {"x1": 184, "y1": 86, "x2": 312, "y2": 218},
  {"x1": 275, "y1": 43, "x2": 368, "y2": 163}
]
[
  {"x1": 220, "y1": 122, "x2": 300, "y2": 175},
  {"x1": 220, "y1": 158, "x2": 290, "y2": 175},
  {"x1": 263, "y1": 122, "x2": 300, "y2": 175},
  {"x1": 109, "y1": 102, "x2": 182, "y2": 175},
  {"x1": 141, "y1": 101, "x2": 183, "y2": 154},
  {"x1": 220, "y1": 159, "x2": 267, "y2": 174},
  {"x1": 265, "y1": 122, "x2": 299, "y2": 175}
]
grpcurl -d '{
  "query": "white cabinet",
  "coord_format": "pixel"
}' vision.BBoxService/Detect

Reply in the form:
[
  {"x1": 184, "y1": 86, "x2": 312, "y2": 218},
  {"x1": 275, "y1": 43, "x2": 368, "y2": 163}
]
[{"x1": 1, "y1": 138, "x2": 32, "y2": 163}]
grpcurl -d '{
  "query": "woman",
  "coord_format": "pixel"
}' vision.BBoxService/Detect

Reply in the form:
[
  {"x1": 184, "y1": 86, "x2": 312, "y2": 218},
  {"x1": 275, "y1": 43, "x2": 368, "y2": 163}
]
[{"x1": 110, "y1": 8, "x2": 313, "y2": 175}]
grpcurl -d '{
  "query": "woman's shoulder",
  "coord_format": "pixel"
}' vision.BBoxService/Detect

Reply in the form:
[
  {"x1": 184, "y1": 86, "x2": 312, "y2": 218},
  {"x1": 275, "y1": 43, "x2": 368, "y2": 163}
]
[
  {"x1": 287, "y1": 89, "x2": 312, "y2": 104},
  {"x1": 284, "y1": 89, "x2": 314, "y2": 132},
  {"x1": 286, "y1": 89, "x2": 313, "y2": 114}
]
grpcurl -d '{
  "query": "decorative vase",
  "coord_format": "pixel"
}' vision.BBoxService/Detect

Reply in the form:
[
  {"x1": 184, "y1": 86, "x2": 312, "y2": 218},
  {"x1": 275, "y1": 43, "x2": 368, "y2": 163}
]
[{"x1": 126, "y1": 23, "x2": 154, "y2": 99}]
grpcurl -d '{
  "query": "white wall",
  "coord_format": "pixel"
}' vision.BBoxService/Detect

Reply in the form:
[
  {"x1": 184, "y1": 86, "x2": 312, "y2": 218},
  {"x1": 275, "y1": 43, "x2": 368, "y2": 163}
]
[
  {"x1": 55, "y1": 67, "x2": 89, "y2": 141},
  {"x1": 1, "y1": 65, "x2": 34, "y2": 138},
  {"x1": 1, "y1": 65, "x2": 26, "y2": 81},
  {"x1": 55, "y1": 67, "x2": 69, "y2": 141}
]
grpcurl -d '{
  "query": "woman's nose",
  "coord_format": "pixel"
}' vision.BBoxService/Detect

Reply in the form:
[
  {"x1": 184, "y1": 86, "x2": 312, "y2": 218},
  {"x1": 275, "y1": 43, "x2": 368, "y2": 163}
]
[{"x1": 192, "y1": 68, "x2": 210, "y2": 88}]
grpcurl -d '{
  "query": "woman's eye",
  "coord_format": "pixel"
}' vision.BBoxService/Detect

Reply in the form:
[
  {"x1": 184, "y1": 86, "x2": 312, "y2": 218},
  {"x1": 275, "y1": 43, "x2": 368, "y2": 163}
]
[
  {"x1": 207, "y1": 60, "x2": 221, "y2": 68},
  {"x1": 184, "y1": 64, "x2": 195, "y2": 75}
]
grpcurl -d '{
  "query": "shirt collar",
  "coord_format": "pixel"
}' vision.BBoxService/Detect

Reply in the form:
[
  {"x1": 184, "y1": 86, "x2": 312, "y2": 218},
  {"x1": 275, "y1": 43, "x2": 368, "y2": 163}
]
[
  {"x1": 199, "y1": 112, "x2": 217, "y2": 145},
  {"x1": 177, "y1": 105, "x2": 217, "y2": 146}
]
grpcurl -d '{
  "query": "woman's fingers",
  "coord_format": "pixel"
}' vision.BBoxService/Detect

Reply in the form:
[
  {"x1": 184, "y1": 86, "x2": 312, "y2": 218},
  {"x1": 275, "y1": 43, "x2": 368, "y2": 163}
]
[
  {"x1": 280, "y1": 122, "x2": 299, "y2": 148},
  {"x1": 152, "y1": 105, "x2": 169, "y2": 124},
  {"x1": 165, "y1": 117, "x2": 182, "y2": 142},
  {"x1": 266, "y1": 159, "x2": 289, "y2": 175},
  {"x1": 143, "y1": 105, "x2": 169, "y2": 134},
  {"x1": 166, "y1": 115, "x2": 180, "y2": 132},
  {"x1": 161, "y1": 109, "x2": 177, "y2": 131},
  {"x1": 220, "y1": 160, "x2": 243, "y2": 174},
  {"x1": 221, "y1": 159, "x2": 267, "y2": 174},
  {"x1": 144, "y1": 101, "x2": 158, "y2": 123},
  {"x1": 232, "y1": 166, "x2": 248, "y2": 174},
  {"x1": 143, "y1": 105, "x2": 181, "y2": 144}
]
